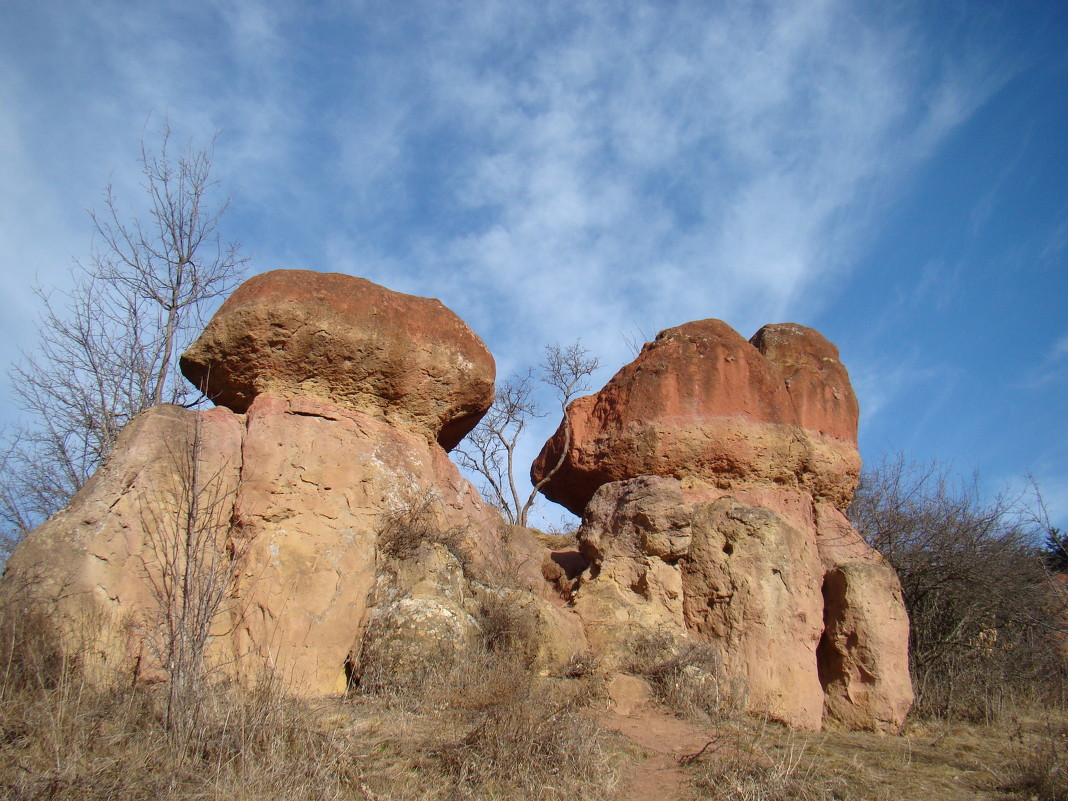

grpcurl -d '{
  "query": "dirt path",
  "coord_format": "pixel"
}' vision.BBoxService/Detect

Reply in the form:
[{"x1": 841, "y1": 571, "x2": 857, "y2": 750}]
[{"x1": 599, "y1": 707, "x2": 715, "y2": 801}]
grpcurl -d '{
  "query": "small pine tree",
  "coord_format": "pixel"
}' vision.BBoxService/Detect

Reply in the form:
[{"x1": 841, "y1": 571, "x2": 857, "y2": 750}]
[{"x1": 1044, "y1": 528, "x2": 1068, "y2": 573}]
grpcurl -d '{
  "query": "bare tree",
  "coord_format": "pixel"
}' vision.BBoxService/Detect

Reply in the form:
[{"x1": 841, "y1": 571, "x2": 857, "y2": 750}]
[
  {"x1": 456, "y1": 342, "x2": 598, "y2": 528},
  {"x1": 0, "y1": 125, "x2": 248, "y2": 546},
  {"x1": 140, "y1": 416, "x2": 243, "y2": 735},
  {"x1": 850, "y1": 455, "x2": 1067, "y2": 721}
]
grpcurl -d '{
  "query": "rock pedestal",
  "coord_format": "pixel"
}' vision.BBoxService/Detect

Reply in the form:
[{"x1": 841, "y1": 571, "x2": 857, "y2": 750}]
[
  {"x1": 1, "y1": 276, "x2": 912, "y2": 732},
  {"x1": 180, "y1": 269, "x2": 495, "y2": 451}
]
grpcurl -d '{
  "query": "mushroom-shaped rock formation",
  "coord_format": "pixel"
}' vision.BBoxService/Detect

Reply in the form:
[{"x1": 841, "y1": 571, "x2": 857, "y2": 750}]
[
  {"x1": 749, "y1": 322, "x2": 859, "y2": 443},
  {"x1": 533, "y1": 320, "x2": 913, "y2": 731},
  {"x1": 180, "y1": 269, "x2": 495, "y2": 451},
  {"x1": 2, "y1": 271, "x2": 587, "y2": 698}
]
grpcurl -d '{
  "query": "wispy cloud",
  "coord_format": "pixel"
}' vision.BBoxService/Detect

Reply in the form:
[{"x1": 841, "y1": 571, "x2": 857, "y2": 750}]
[
  {"x1": 0, "y1": 0, "x2": 1018, "y2": 522},
  {"x1": 311, "y1": 0, "x2": 1002, "y2": 372},
  {"x1": 1025, "y1": 333, "x2": 1068, "y2": 389}
]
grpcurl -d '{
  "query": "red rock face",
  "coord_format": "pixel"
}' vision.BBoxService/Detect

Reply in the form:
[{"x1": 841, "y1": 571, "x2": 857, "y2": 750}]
[
  {"x1": 0, "y1": 393, "x2": 520, "y2": 697},
  {"x1": 749, "y1": 323, "x2": 858, "y2": 443},
  {"x1": 531, "y1": 319, "x2": 860, "y2": 516},
  {"x1": 180, "y1": 269, "x2": 495, "y2": 451}
]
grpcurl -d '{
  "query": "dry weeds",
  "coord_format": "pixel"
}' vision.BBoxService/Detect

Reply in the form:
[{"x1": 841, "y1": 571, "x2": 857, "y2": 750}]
[
  {"x1": 0, "y1": 545, "x2": 622, "y2": 801},
  {"x1": 676, "y1": 708, "x2": 1068, "y2": 801},
  {"x1": 625, "y1": 628, "x2": 740, "y2": 722}
]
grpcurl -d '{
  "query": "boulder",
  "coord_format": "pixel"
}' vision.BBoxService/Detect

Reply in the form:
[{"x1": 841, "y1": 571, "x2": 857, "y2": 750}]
[
  {"x1": 0, "y1": 392, "x2": 504, "y2": 695},
  {"x1": 569, "y1": 476, "x2": 911, "y2": 731},
  {"x1": 531, "y1": 319, "x2": 859, "y2": 516},
  {"x1": 818, "y1": 563, "x2": 914, "y2": 732},
  {"x1": 226, "y1": 393, "x2": 498, "y2": 693},
  {"x1": 0, "y1": 404, "x2": 245, "y2": 684},
  {"x1": 355, "y1": 542, "x2": 481, "y2": 692},
  {"x1": 683, "y1": 496, "x2": 826, "y2": 730},
  {"x1": 572, "y1": 477, "x2": 825, "y2": 728},
  {"x1": 749, "y1": 323, "x2": 858, "y2": 443},
  {"x1": 180, "y1": 269, "x2": 495, "y2": 451}
]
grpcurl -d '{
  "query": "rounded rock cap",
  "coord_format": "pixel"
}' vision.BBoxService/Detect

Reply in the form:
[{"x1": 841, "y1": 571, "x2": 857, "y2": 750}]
[
  {"x1": 532, "y1": 318, "x2": 860, "y2": 515},
  {"x1": 180, "y1": 269, "x2": 495, "y2": 450}
]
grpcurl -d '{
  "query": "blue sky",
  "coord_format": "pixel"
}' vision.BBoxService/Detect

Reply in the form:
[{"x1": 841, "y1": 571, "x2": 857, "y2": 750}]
[{"x1": 1, "y1": 0, "x2": 1066, "y2": 529}]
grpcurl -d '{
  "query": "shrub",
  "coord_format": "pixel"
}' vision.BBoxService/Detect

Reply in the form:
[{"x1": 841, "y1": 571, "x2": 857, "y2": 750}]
[
  {"x1": 850, "y1": 456, "x2": 1068, "y2": 721},
  {"x1": 690, "y1": 744, "x2": 835, "y2": 801},
  {"x1": 625, "y1": 628, "x2": 737, "y2": 720},
  {"x1": 1005, "y1": 718, "x2": 1068, "y2": 801},
  {"x1": 376, "y1": 489, "x2": 467, "y2": 561}
]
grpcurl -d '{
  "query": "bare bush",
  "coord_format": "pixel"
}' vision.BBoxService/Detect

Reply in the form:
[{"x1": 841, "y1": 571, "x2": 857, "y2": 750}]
[
  {"x1": 0, "y1": 124, "x2": 247, "y2": 547},
  {"x1": 376, "y1": 489, "x2": 467, "y2": 561},
  {"x1": 625, "y1": 628, "x2": 737, "y2": 720},
  {"x1": 472, "y1": 589, "x2": 539, "y2": 665},
  {"x1": 139, "y1": 416, "x2": 244, "y2": 735},
  {"x1": 1004, "y1": 718, "x2": 1068, "y2": 801},
  {"x1": 0, "y1": 604, "x2": 67, "y2": 693},
  {"x1": 432, "y1": 678, "x2": 618, "y2": 801},
  {"x1": 850, "y1": 456, "x2": 1068, "y2": 721}
]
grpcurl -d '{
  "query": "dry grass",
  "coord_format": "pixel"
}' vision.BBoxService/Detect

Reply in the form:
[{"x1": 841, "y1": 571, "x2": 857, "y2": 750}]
[
  {"x1": 376, "y1": 490, "x2": 468, "y2": 561},
  {"x1": 0, "y1": 558, "x2": 622, "y2": 801},
  {"x1": 7, "y1": 485, "x2": 1068, "y2": 801},
  {"x1": 0, "y1": 644, "x2": 621, "y2": 801},
  {"x1": 5, "y1": 597, "x2": 1068, "y2": 801},
  {"x1": 689, "y1": 738, "x2": 837, "y2": 801},
  {"x1": 1001, "y1": 717, "x2": 1068, "y2": 801},
  {"x1": 625, "y1": 628, "x2": 739, "y2": 721},
  {"x1": 678, "y1": 708, "x2": 1068, "y2": 801}
]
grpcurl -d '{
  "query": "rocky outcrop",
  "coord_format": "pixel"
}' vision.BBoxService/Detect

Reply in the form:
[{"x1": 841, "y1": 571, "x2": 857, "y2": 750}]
[
  {"x1": 180, "y1": 269, "x2": 495, "y2": 451},
  {"x1": 3, "y1": 271, "x2": 587, "y2": 696},
  {"x1": 2, "y1": 274, "x2": 911, "y2": 733},
  {"x1": 682, "y1": 495, "x2": 827, "y2": 729},
  {"x1": 536, "y1": 320, "x2": 912, "y2": 731},
  {"x1": 0, "y1": 404, "x2": 246, "y2": 685},
  {"x1": 226, "y1": 392, "x2": 500, "y2": 692}
]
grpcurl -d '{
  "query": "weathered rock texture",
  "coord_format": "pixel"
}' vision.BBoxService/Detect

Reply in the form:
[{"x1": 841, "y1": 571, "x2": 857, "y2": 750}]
[
  {"x1": 1, "y1": 271, "x2": 585, "y2": 696},
  {"x1": 535, "y1": 320, "x2": 913, "y2": 731},
  {"x1": 532, "y1": 320, "x2": 860, "y2": 516},
  {"x1": 180, "y1": 269, "x2": 495, "y2": 451}
]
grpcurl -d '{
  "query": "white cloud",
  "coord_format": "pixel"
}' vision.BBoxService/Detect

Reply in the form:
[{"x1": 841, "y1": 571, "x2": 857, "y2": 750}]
[
  {"x1": 303, "y1": 0, "x2": 1001, "y2": 371},
  {"x1": 0, "y1": 0, "x2": 1012, "y2": 519},
  {"x1": 1053, "y1": 334, "x2": 1068, "y2": 361}
]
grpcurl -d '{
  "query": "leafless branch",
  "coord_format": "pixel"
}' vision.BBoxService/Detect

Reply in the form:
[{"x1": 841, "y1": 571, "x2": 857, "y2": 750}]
[
  {"x1": 455, "y1": 342, "x2": 599, "y2": 528},
  {"x1": 0, "y1": 124, "x2": 248, "y2": 546}
]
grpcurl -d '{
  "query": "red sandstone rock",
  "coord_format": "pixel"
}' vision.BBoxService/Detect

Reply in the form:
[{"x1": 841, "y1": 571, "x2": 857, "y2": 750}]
[
  {"x1": 180, "y1": 269, "x2": 495, "y2": 451},
  {"x1": 531, "y1": 319, "x2": 859, "y2": 515},
  {"x1": 749, "y1": 323, "x2": 858, "y2": 444},
  {"x1": 684, "y1": 495, "x2": 826, "y2": 730},
  {"x1": 534, "y1": 321, "x2": 912, "y2": 732},
  {"x1": 0, "y1": 404, "x2": 246, "y2": 685},
  {"x1": 570, "y1": 476, "x2": 912, "y2": 732},
  {"x1": 818, "y1": 562, "x2": 914, "y2": 732},
  {"x1": 0, "y1": 396, "x2": 505, "y2": 695}
]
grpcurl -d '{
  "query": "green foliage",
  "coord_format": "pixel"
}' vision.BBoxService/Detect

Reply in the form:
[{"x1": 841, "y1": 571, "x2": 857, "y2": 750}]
[{"x1": 1045, "y1": 528, "x2": 1068, "y2": 574}]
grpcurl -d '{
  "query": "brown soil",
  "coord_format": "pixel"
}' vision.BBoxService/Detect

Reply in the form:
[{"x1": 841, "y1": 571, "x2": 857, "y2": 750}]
[{"x1": 600, "y1": 707, "x2": 711, "y2": 801}]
